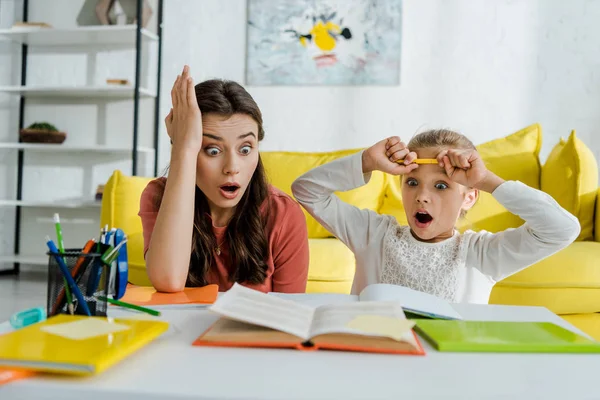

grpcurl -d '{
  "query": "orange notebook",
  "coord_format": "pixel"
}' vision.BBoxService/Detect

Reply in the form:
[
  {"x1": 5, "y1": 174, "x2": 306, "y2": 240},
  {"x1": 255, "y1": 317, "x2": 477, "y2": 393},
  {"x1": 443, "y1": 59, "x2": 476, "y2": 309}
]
[
  {"x1": 0, "y1": 368, "x2": 34, "y2": 386},
  {"x1": 193, "y1": 284, "x2": 425, "y2": 355},
  {"x1": 120, "y1": 284, "x2": 218, "y2": 306}
]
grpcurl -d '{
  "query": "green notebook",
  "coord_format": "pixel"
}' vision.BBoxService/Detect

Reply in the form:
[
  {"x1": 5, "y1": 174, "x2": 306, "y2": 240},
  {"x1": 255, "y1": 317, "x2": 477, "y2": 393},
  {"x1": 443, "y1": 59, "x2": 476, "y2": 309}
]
[{"x1": 415, "y1": 320, "x2": 600, "y2": 353}]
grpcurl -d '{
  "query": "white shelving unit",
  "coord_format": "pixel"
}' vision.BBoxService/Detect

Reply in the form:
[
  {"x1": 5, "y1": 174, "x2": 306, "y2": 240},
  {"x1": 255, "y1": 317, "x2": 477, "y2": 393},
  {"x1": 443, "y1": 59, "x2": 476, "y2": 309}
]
[
  {"x1": 0, "y1": 199, "x2": 101, "y2": 208},
  {"x1": 0, "y1": 25, "x2": 158, "y2": 46},
  {"x1": 0, "y1": 142, "x2": 155, "y2": 154},
  {"x1": 0, "y1": 85, "x2": 156, "y2": 98},
  {"x1": 0, "y1": 1, "x2": 164, "y2": 274}
]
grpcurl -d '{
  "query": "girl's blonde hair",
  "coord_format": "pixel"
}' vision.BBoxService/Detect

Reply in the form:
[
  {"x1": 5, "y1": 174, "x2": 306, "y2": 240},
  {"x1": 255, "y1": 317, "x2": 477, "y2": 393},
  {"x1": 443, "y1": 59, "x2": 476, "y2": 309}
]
[
  {"x1": 407, "y1": 129, "x2": 477, "y2": 220},
  {"x1": 407, "y1": 129, "x2": 476, "y2": 151}
]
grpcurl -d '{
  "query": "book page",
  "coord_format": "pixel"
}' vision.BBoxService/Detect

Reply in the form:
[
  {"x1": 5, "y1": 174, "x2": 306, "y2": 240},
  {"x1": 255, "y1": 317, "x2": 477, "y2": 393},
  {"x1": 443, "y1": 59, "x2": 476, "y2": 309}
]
[
  {"x1": 358, "y1": 284, "x2": 462, "y2": 320},
  {"x1": 209, "y1": 283, "x2": 315, "y2": 340},
  {"x1": 269, "y1": 292, "x2": 358, "y2": 307},
  {"x1": 309, "y1": 301, "x2": 414, "y2": 342}
]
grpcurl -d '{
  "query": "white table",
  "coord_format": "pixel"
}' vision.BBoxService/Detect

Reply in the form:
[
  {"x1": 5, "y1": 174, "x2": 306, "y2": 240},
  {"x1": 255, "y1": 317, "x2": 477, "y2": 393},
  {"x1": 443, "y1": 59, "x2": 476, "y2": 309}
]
[{"x1": 2, "y1": 303, "x2": 600, "y2": 400}]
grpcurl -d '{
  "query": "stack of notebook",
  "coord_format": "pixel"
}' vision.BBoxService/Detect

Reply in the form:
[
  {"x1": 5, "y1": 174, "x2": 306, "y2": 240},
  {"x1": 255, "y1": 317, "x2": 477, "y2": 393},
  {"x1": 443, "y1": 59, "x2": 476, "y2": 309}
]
[{"x1": 0, "y1": 315, "x2": 169, "y2": 375}]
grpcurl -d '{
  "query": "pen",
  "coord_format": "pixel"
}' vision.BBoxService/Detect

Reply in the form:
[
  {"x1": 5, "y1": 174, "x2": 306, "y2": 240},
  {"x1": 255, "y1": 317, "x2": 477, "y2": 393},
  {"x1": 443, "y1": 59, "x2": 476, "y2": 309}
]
[
  {"x1": 45, "y1": 236, "x2": 91, "y2": 317},
  {"x1": 396, "y1": 159, "x2": 439, "y2": 165},
  {"x1": 97, "y1": 296, "x2": 161, "y2": 317},
  {"x1": 51, "y1": 238, "x2": 96, "y2": 316},
  {"x1": 53, "y1": 213, "x2": 73, "y2": 314}
]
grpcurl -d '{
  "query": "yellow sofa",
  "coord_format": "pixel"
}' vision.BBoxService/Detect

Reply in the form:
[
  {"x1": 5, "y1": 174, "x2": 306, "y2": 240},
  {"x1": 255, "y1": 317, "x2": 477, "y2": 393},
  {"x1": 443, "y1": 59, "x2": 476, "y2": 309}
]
[{"x1": 100, "y1": 123, "x2": 600, "y2": 340}]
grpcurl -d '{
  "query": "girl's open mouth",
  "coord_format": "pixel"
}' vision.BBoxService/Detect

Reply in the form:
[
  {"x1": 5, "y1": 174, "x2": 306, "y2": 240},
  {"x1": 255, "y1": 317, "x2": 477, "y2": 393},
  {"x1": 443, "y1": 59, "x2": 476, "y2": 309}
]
[{"x1": 414, "y1": 211, "x2": 433, "y2": 228}]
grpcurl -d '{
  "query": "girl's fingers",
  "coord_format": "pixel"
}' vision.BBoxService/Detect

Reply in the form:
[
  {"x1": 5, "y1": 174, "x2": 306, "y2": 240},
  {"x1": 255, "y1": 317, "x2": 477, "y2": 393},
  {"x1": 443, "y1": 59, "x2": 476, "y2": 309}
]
[
  {"x1": 436, "y1": 149, "x2": 448, "y2": 167},
  {"x1": 388, "y1": 148, "x2": 409, "y2": 163},
  {"x1": 385, "y1": 136, "x2": 401, "y2": 150},
  {"x1": 404, "y1": 151, "x2": 418, "y2": 164},
  {"x1": 395, "y1": 163, "x2": 418, "y2": 175},
  {"x1": 443, "y1": 156, "x2": 455, "y2": 177},
  {"x1": 448, "y1": 151, "x2": 463, "y2": 168},
  {"x1": 459, "y1": 155, "x2": 470, "y2": 168},
  {"x1": 386, "y1": 141, "x2": 406, "y2": 157}
]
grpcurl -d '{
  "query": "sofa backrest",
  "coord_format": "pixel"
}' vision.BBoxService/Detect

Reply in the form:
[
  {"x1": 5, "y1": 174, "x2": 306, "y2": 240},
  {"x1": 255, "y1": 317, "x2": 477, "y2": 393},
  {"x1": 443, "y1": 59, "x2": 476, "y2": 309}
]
[{"x1": 261, "y1": 149, "x2": 386, "y2": 238}]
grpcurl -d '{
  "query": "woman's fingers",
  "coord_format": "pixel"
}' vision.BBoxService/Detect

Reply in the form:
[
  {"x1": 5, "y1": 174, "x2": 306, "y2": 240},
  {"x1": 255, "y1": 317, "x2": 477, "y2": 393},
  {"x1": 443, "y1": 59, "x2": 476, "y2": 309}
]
[
  {"x1": 171, "y1": 75, "x2": 180, "y2": 107},
  {"x1": 164, "y1": 108, "x2": 173, "y2": 137},
  {"x1": 179, "y1": 66, "x2": 189, "y2": 104},
  {"x1": 187, "y1": 76, "x2": 197, "y2": 107}
]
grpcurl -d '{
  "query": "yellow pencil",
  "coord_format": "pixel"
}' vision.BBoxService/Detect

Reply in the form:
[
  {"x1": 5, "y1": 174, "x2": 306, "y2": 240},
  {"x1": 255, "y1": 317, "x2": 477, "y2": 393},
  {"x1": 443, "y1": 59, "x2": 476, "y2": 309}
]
[{"x1": 396, "y1": 159, "x2": 439, "y2": 165}]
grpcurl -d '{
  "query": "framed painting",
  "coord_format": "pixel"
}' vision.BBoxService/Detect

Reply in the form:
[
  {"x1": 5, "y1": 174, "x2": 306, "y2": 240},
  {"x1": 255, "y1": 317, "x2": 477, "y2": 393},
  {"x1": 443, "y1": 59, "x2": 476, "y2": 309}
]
[{"x1": 246, "y1": 0, "x2": 403, "y2": 85}]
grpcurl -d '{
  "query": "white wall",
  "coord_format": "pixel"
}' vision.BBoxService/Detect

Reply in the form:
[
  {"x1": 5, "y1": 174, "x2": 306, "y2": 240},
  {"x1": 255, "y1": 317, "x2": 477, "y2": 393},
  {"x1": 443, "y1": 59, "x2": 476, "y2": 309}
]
[
  {"x1": 2, "y1": 0, "x2": 600, "y2": 269},
  {"x1": 157, "y1": 0, "x2": 600, "y2": 171}
]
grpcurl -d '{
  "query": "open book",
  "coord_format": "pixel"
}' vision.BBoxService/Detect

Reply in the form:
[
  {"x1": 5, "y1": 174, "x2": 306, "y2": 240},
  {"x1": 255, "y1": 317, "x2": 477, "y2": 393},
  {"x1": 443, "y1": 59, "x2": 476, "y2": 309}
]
[
  {"x1": 193, "y1": 284, "x2": 425, "y2": 355},
  {"x1": 272, "y1": 283, "x2": 463, "y2": 320}
]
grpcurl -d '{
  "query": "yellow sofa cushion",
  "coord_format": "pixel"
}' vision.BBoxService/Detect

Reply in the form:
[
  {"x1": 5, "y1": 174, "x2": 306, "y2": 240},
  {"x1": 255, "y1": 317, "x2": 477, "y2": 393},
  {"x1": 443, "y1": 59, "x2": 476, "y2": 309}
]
[
  {"x1": 379, "y1": 123, "x2": 542, "y2": 233},
  {"x1": 261, "y1": 149, "x2": 386, "y2": 238},
  {"x1": 100, "y1": 170, "x2": 153, "y2": 286},
  {"x1": 305, "y1": 238, "x2": 355, "y2": 294},
  {"x1": 596, "y1": 188, "x2": 600, "y2": 242},
  {"x1": 542, "y1": 130, "x2": 598, "y2": 241},
  {"x1": 490, "y1": 242, "x2": 600, "y2": 314}
]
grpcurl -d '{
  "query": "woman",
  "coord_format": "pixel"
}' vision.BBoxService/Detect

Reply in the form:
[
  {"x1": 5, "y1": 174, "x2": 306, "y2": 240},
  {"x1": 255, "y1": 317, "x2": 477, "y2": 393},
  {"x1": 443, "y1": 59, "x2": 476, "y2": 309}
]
[{"x1": 139, "y1": 65, "x2": 309, "y2": 293}]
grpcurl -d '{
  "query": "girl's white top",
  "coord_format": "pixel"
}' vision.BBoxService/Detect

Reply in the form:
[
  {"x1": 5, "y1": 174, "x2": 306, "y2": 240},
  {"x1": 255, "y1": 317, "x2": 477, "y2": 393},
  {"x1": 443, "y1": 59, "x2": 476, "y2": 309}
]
[{"x1": 291, "y1": 151, "x2": 580, "y2": 303}]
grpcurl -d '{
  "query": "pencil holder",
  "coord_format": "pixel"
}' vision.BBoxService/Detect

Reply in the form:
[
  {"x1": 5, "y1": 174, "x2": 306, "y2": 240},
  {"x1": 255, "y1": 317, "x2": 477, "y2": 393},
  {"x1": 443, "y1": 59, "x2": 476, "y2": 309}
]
[{"x1": 46, "y1": 248, "x2": 108, "y2": 318}]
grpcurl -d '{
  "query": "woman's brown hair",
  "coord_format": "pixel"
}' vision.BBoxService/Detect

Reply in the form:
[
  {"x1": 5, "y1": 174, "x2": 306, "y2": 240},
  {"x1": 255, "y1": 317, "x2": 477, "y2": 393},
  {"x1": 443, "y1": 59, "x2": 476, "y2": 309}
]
[{"x1": 156, "y1": 79, "x2": 270, "y2": 286}]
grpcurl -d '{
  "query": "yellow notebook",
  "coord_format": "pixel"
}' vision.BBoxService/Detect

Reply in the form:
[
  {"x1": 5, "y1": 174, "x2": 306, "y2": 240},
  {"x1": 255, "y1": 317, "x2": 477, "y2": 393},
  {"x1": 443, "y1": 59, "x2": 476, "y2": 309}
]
[{"x1": 0, "y1": 315, "x2": 169, "y2": 375}]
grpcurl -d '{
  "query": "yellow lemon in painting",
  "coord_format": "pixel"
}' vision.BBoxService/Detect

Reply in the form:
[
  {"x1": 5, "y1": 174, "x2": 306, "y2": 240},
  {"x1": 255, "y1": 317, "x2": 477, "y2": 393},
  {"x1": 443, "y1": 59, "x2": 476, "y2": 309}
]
[{"x1": 309, "y1": 21, "x2": 341, "y2": 51}]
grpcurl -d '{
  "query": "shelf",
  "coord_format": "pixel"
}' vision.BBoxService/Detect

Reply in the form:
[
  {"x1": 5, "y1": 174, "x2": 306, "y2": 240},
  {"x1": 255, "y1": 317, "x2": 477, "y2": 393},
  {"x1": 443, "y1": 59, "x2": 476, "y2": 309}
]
[
  {"x1": 0, "y1": 142, "x2": 155, "y2": 154},
  {"x1": 0, "y1": 199, "x2": 101, "y2": 208},
  {"x1": 0, "y1": 254, "x2": 47, "y2": 265},
  {"x1": 0, "y1": 25, "x2": 158, "y2": 47},
  {"x1": 0, "y1": 85, "x2": 156, "y2": 99}
]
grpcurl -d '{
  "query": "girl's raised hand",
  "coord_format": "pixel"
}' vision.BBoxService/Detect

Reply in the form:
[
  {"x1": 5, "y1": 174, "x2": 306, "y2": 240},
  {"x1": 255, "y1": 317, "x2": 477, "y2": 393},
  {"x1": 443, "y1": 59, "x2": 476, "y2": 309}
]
[
  {"x1": 436, "y1": 148, "x2": 488, "y2": 188},
  {"x1": 165, "y1": 65, "x2": 203, "y2": 153},
  {"x1": 362, "y1": 136, "x2": 419, "y2": 175}
]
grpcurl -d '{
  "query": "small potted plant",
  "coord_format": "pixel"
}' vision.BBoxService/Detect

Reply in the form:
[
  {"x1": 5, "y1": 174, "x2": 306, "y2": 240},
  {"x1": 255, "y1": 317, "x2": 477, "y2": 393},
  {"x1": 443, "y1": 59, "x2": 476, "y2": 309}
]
[{"x1": 19, "y1": 122, "x2": 66, "y2": 144}]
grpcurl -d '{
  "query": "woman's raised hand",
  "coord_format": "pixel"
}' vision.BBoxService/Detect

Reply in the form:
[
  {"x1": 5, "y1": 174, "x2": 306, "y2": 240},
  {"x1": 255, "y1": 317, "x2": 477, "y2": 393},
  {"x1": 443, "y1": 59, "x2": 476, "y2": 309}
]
[{"x1": 165, "y1": 65, "x2": 203, "y2": 153}]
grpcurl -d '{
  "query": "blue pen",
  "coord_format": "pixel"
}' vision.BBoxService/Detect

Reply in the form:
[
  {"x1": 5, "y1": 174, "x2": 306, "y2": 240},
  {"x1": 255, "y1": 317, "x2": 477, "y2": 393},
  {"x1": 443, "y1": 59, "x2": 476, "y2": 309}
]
[{"x1": 45, "y1": 236, "x2": 91, "y2": 316}]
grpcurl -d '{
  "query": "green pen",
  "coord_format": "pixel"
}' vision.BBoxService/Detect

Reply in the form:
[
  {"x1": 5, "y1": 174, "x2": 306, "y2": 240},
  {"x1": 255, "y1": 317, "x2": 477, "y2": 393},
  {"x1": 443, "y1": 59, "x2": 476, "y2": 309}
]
[
  {"x1": 54, "y1": 213, "x2": 73, "y2": 314},
  {"x1": 97, "y1": 296, "x2": 161, "y2": 317}
]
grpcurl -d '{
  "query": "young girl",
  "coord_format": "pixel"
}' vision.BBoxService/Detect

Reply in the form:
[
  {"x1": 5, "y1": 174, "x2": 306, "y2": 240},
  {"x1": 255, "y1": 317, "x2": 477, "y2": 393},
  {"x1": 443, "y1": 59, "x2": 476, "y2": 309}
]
[
  {"x1": 139, "y1": 66, "x2": 309, "y2": 293},
  {"x1": 291, "y1": 129, "x2": 580, "y2": 303}
]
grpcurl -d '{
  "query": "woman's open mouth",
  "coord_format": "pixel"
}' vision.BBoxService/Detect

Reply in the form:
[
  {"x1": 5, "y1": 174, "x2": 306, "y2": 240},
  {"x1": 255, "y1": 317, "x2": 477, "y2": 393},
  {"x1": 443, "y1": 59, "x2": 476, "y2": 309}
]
[
  {"x1": 414, "y1": 210, "x2": 433, "y2": 229},
  {"x1": 219, "y1": 183, "x2": 240, "y2": 200}
]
